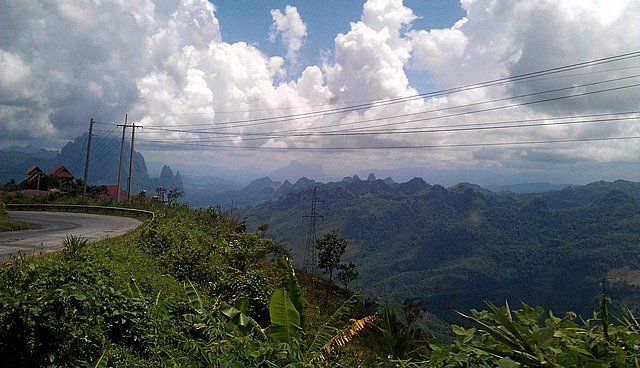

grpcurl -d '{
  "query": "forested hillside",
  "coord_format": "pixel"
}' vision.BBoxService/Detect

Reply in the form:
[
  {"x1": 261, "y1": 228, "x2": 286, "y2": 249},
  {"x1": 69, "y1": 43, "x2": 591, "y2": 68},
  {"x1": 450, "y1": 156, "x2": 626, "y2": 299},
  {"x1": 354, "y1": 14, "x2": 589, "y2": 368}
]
[
  {"x1": 240, "y1": 178, "x2": 640, "y2": 321},
  {"x1": 4, "y1": 193, "x2": 640, "y2": 366}
]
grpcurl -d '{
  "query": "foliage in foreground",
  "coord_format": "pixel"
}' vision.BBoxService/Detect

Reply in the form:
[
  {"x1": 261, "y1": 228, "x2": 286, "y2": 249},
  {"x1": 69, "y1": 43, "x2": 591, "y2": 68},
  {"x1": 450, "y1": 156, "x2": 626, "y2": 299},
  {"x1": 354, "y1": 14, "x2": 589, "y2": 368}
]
[
  {"x1": 3, "y1": 202, "x2": 640, "y2": 367},
  {"x1": 0, "y1": 204, "x2": 379, "y2": 367},
  {"x1": 394, "y1": 300, "x2": 640, "y2": 368}
]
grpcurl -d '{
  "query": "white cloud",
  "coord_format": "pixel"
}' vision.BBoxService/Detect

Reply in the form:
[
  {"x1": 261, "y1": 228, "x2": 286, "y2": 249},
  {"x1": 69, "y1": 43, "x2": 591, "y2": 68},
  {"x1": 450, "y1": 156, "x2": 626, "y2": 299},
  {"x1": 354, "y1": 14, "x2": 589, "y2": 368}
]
[
  {"x1": 270, "y1": 5, "x2": 308, "y2": 64},
  {"x1": 1, "y1": 0, "x2": 639, "y2": 180}
]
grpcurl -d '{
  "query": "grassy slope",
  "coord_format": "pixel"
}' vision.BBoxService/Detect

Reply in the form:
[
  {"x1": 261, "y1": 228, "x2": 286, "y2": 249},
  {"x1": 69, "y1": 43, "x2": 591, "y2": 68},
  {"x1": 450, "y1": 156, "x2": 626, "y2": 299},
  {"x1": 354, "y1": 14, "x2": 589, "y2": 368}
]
[
  {"x1": 0, "y1": 201, "x2": 40, "y2": 231},
  {"x1": 0, "y1": 216, "x2": 40, "y2": 231},
  {"x1": 0, "y1": 203, "x2": 390, "y2": 366}
]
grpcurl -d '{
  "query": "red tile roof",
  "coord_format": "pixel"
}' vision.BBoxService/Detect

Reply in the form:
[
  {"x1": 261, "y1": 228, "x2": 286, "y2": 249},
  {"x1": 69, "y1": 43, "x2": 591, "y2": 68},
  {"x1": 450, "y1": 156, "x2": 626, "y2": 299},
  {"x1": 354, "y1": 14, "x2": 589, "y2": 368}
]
[
  {"x1": 25, "y1": 166, "x2": 44, "y2": 183},
  {"x1": 49, "y1": 163, "x2": 73, "y2": 178},
  {"x1": 25, "y1": 165, "x2": 43, "y2": 175}
]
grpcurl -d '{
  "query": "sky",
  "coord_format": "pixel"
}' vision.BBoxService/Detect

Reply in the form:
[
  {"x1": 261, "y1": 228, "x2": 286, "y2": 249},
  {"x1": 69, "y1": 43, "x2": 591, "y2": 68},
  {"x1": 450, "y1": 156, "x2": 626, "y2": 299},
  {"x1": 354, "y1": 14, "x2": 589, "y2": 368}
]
[{"x1": 1, "y1": 0, "x2": 640, "y2": 185}]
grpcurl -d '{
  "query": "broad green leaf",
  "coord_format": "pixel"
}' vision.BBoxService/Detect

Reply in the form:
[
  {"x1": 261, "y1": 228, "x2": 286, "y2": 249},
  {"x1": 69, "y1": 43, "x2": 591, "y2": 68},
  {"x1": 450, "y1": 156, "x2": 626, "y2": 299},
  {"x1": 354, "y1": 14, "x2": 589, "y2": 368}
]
[
  {"x1": 220, "y1": 300, "x2": 266, "y2": 338},
  {"x1": 158, "y1": 350, "x2": 178, "y2": 368},
  {"x1": 452, "y1": 324, "x2": 467, "y2": 336},
  {"x1": 128, "y1": 277, "x2": 142, "y2": 299},
  {"x1": 184, "y1": 280, "x2": 204, "y2": 314},
  {"x1": 277, "y1": 256, "x2": 306, "y2": 329},
  {"x1": 268, "y1": 288, "x2": 301, "y2": 345},
  {"x1": 497, "y1": 357, "x2": 520, "y2": 368}
]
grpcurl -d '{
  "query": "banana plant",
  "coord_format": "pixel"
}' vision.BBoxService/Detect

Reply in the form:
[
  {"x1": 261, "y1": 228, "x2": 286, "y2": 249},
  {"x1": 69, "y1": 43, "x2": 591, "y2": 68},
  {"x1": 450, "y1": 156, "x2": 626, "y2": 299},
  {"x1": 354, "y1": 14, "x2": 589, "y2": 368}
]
[
  {"x1": 267, "y1": 259, "x2": 375, "y2": 364},
  {"x1": 183, "y1": 280, "x2": 266, "y2": 338}
]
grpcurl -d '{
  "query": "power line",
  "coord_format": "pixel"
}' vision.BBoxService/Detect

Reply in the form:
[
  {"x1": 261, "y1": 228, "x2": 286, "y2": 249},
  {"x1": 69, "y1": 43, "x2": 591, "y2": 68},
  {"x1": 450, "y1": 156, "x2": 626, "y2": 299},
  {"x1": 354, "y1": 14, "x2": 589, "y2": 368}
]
[
  {"x1": 135, "y1": 114, "x2": 640, "y2": 144},
  {"x1": 133, "y1": 77, "x2": 640, "y2": 141},
  {"x1": 137, "y1": 135, "x2": 640, "y2": 151},
  {"x1": 130, "y1": 51, "x2": 640, "y2": 127},
  {"x1": 280, "y1": 76, "x2": 640, "y2": 134}
]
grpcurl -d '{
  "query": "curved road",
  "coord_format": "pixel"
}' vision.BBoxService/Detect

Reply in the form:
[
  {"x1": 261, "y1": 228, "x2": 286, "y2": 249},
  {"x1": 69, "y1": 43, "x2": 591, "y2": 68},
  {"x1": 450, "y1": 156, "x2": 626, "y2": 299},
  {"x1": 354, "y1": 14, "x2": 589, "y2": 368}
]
[{"x1": 0, "y1": 211, "x2": 142, "y2": 262}]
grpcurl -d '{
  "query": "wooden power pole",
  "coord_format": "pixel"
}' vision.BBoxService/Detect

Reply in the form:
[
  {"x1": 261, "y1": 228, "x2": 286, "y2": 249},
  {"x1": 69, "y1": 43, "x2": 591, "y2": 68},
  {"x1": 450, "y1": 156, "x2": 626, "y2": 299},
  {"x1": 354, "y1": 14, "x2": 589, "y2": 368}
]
[
  {"x1": 126, "y1": 122, "x2": 136, "y2": 202},
  {"x1": 81, "y1": 118, "x2": 94, "y2": 203},
  {"x1": 116, "y1": 114, "x2": 127, "y2": 202}
]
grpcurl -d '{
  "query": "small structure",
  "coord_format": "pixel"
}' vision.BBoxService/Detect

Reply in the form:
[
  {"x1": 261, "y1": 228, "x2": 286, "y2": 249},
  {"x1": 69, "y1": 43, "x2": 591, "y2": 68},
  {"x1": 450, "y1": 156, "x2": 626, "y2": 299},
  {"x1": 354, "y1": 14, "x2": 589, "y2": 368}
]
[
  {"x1": 156, "y1": 185, "x2": 167, "y2": 203},
  {"x1": 25, "y1": 166, "x2": 44, "y2": 190},
  {"x1": 48, "y1": 163, "x2": 74, "y2": 190},
  {"x1": 99, "y1": 185, "x2": 128, "y2": 201}
]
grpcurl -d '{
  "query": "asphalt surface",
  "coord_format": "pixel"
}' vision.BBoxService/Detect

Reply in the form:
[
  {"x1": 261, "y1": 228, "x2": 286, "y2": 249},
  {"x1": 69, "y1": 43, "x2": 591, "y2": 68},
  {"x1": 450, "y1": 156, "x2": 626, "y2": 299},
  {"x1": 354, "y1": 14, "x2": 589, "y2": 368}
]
[{"x1": 0, "y1": 211, "x2": 142, "y2": 262}]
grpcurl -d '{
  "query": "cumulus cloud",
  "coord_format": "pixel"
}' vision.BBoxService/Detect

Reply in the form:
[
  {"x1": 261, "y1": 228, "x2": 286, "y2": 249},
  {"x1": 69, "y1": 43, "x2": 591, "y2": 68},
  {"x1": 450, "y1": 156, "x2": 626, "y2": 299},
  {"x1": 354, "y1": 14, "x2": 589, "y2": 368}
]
[
  {"x1": 1, "y1": 0, "x2": 639, "y2": 180},
  {"x1": 270, "y1": 5, "x2": 308, "y2": 64}
]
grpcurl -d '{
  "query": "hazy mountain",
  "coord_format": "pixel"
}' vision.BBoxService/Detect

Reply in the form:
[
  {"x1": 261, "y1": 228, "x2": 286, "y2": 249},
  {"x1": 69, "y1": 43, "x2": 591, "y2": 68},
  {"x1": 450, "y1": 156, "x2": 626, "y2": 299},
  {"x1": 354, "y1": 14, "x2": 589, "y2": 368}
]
[
  {"x1": 2, "y1": 135, "x2": 181, "y2": 194},
  {"x1": 182, "y1": 175, "x2": 242, "y2": 208},
  {"x1": 0, "y1": 147, "x2": 59, "y2": 183},
  {"x1": 54, "y1": 133, "x2": 150, "y2": 192},
  {"x1": 270, "y1": 160, "x2": 326, "y2": 182},
  {"x1": 149, "y1": 165, "x2": 184, "y2": 193},
  {"x1": 195, "y1": 177, "x2": 283, "y2": 209}
]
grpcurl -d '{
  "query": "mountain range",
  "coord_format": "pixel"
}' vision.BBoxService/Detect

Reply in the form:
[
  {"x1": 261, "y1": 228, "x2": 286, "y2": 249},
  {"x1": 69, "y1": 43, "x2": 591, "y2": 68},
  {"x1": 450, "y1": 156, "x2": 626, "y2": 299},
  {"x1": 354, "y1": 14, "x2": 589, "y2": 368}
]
[{"x1": 237, "y1": 176, "x2": 640, "y2": 322}]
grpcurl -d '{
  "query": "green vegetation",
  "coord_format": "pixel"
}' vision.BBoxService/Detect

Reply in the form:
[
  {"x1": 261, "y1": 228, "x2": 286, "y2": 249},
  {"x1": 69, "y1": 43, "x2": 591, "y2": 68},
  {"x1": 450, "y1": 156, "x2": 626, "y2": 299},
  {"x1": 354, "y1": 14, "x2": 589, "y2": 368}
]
[
  {"x1": 240, "y1": 179, "x2": 640, "y2": 323},
  {"x1": 0, "y1": 201, "x2": 40, "y2": 231},
  {"x1": 3, "y1": 195, "x2": 640, "y2": 367},
  {"x1": 0, "y1": 203, "x2": 381, "y2": 366}
]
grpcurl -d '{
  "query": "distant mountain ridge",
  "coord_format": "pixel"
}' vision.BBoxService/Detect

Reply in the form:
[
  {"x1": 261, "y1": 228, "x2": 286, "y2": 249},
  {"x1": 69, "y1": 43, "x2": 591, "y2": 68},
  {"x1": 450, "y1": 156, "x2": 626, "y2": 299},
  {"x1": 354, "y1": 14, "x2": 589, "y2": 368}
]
[{"x1": 238, "y1": 177, "x2": 640, "y2": 322}]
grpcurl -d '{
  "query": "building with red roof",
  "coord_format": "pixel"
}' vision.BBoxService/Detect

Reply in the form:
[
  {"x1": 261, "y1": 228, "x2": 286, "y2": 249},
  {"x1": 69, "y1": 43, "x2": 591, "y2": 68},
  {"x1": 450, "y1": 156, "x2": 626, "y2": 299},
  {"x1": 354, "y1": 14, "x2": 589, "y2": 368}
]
[
  {"x1": 25, "y1": 166, "x2": 44, "y2": 189},
  {"x1": 48, "y1": 163, "x2": 74, "y2": 189}
]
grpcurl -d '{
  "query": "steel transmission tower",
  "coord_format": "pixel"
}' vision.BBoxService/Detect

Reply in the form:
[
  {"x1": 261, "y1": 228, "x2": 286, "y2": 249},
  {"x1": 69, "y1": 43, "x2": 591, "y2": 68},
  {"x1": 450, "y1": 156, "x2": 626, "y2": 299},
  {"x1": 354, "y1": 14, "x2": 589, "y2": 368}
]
[{"x1": 303, "y1": 186, "x2": 323, "y2": 274}]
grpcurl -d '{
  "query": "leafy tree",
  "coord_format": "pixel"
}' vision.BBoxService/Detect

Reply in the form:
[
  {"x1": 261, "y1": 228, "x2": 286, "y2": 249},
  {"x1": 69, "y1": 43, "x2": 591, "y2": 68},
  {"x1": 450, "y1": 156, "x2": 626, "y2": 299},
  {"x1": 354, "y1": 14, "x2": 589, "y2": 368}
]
[
  {"x1": 337, "y1": 261, "x2": 358, "y2": 290},
  {"x1": 316, "y1": 230, "x2": 348, "y2": 282},
  {"x1": 167, "y1": 187, "x2": 183, "y2": 205},
  {"x1": 257, "y1": 222, "x2": 269, "y2": 237}
]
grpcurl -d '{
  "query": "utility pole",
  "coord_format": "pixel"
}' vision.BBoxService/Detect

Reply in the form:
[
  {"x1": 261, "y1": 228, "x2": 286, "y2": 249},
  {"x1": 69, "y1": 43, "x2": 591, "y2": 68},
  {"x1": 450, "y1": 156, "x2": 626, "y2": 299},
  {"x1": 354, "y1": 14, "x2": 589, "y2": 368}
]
[
  {"x1": 81, "y1": 118, "x2": 94, "y2": 203},
  {"x1": 116, "y1": 114, "x2": 127, "y2": 202},
  {"x1": 303, "y1": 186, "x2": 323, "y2": 274},
  {"x1": 126, "y1": 122, "x2": 136, "y2": 203}
]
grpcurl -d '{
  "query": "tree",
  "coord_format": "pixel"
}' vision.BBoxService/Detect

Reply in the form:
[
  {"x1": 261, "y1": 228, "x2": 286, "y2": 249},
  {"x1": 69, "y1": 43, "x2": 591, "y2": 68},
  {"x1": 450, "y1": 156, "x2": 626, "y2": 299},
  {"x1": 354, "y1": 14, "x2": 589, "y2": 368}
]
[
  {"x1": 315, "y1": 231, "x2": 348, "y2": 282},
  {"x1": 257, "y1": 222, "x2": 269, "y2": 237},
  {"x1": 167, "y1": 187, "x2": 183, "y2": 205},
  {"x1": 402, "y1": 297, "x2": 424, "y2": 326},
  {"x1": 337, "y1": 261, "x2": 358, "y2": 290}
]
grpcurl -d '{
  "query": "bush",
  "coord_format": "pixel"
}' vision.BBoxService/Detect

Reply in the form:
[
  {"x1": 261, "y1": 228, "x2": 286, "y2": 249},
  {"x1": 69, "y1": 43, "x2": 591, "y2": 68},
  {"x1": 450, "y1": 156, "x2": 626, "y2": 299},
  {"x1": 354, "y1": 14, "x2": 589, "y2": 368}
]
[{"x1": 0, "y1": 252, "x2": 154, "y2": 367}]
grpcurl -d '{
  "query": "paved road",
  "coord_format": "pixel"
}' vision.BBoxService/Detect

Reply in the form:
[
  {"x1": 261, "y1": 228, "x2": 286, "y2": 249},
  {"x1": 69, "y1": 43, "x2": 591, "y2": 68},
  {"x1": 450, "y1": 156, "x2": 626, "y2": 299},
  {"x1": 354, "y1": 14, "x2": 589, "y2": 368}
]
[{"x1": 0, "y1": 211, "x2": 142, "y2": 262}]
